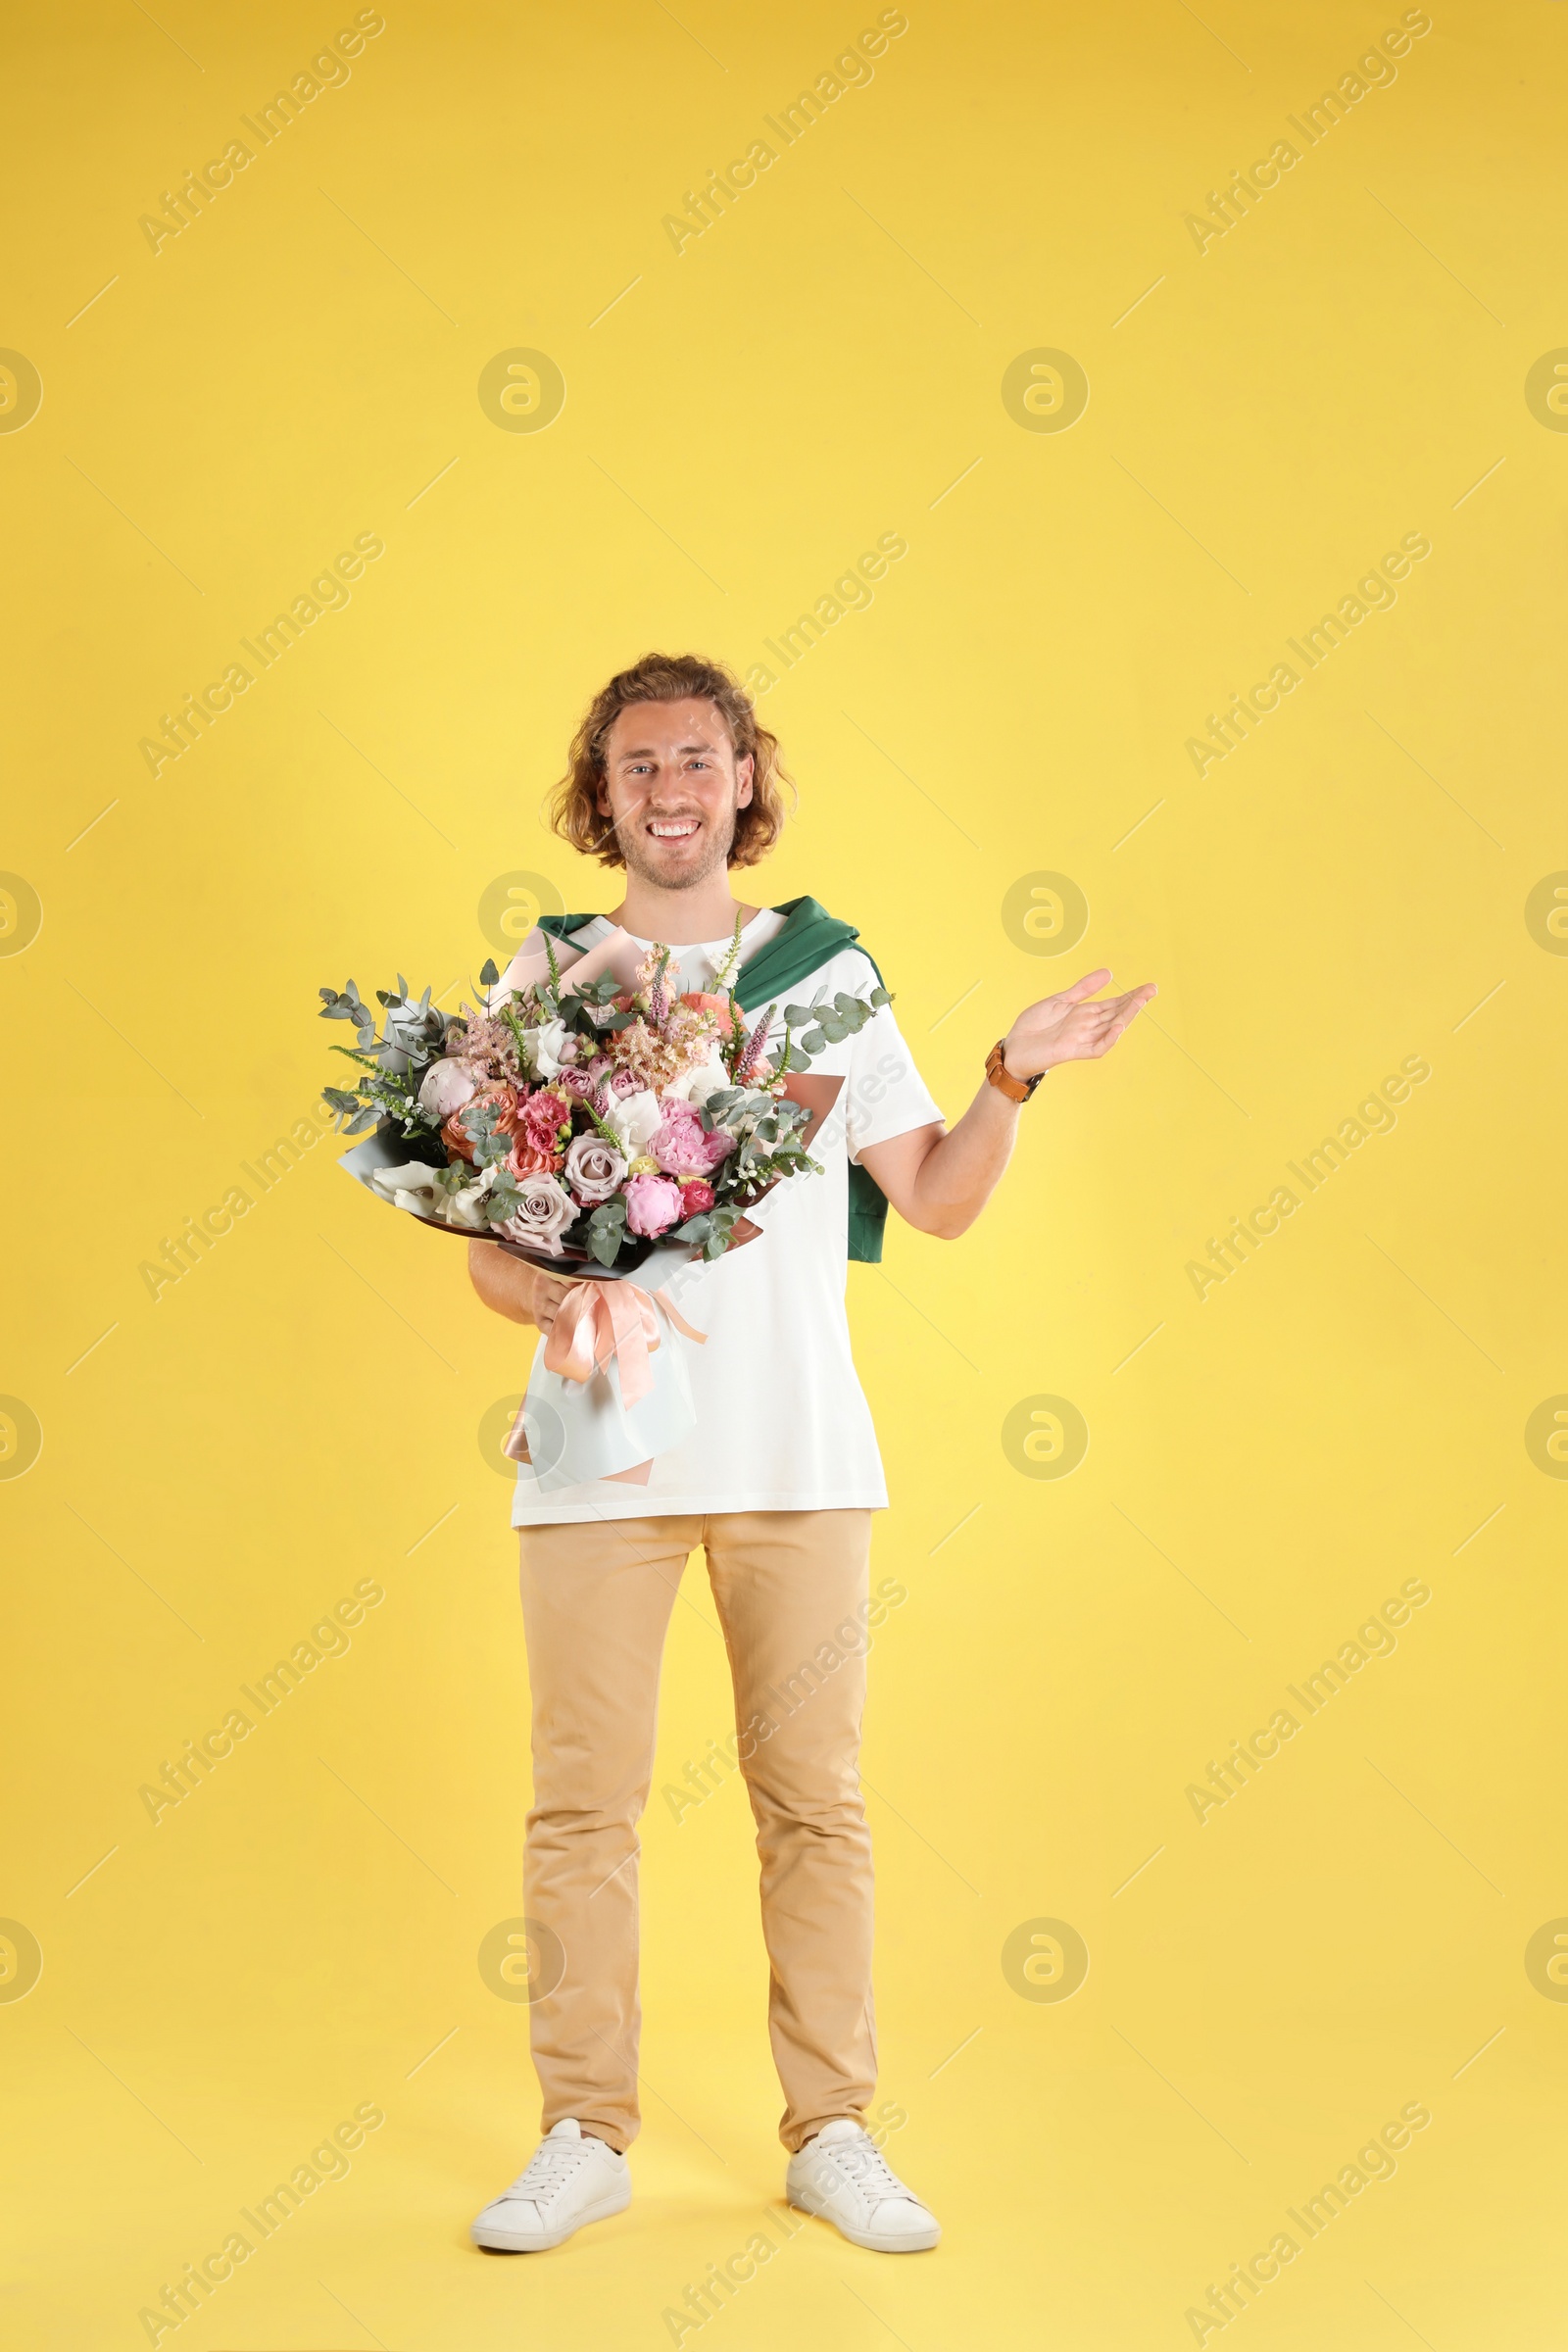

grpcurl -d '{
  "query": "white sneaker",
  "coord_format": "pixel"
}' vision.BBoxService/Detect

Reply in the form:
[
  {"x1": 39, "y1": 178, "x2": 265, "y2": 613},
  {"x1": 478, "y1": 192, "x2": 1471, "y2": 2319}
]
[
  {"x1": 470, "y1": 2118, "x2": 631, "y2": 2252},
  {"x1": 786, "y1": 2119, "x2": 941, "y2": 2251}
]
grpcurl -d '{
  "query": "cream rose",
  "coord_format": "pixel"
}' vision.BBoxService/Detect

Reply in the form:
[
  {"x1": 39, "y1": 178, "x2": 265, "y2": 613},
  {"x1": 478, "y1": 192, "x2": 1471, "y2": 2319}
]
[
  {"x1": 564, "y1": 1132, "x2": 627, "y2": 1205},
  {"x1": 497, "y1": 1171, "x2": 576, "y2": 1256}
]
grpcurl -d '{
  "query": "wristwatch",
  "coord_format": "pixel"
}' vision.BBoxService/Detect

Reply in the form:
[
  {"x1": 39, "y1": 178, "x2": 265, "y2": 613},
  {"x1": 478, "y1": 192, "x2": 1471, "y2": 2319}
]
[{"x1": 985, "y1": 1038, "x2": 1044, "y2": 1102}]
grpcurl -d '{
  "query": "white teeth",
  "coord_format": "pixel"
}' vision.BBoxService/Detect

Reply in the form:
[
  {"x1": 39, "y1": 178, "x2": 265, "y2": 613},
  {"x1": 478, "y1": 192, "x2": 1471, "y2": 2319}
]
[{"x1": 649, "y1": 821, "x2": 698, "y2": 837}]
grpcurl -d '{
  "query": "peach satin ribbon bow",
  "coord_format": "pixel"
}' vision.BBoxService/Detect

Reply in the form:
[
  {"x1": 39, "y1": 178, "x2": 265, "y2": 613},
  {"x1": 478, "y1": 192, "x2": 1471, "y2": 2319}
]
[{"x1": 501, "y1": 1279, "x2": 707, "y2": 1471}]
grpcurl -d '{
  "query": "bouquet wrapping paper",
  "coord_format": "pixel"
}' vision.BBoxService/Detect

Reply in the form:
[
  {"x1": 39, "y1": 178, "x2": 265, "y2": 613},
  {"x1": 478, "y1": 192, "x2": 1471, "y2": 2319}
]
[
  {"x1": 514, "y1": 1271, "x2": 701, "y2": 1494},
  {"x1": 338, "y1": 1127, "x2": 705, "y2": 1489},
  {"x1": 324, "y1": 923, "x2": 888, "y2": 1493}
]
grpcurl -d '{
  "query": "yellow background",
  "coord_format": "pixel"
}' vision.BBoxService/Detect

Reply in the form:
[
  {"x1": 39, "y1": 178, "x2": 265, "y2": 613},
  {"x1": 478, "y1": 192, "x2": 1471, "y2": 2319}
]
[{"x1": 4, "y1": 1, "x2": 1565, "y2": 2345}]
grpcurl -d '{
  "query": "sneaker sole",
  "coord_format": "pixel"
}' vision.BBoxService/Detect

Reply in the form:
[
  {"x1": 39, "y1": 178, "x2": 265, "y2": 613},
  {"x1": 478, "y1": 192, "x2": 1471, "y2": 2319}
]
[
  {"x1": 786, "y1": 2194, "x2": 941, "y2": 2253},
  {"x1": 471, "y1": 2181, "x2": 631, "y2": 2252}
]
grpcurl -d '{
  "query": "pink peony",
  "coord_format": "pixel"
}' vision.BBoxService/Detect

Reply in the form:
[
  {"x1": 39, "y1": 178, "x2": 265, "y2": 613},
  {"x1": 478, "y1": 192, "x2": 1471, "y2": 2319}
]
[
  {"x1": 650, "y1": 1102, "x2": 734, "y2": 1178},
  {"x1": 624, "y1": 1172, "x2": 685, "y2": 1238},
  {"x1": 677, "y1": 1178, "x2": 715, "y2": 1215},
  {"x1": 417, "y1": 1056, "x2": 481, "y2": 1118}
]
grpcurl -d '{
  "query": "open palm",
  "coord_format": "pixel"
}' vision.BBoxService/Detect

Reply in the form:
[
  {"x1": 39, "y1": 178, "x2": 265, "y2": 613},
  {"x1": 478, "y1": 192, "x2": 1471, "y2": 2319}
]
[{"x1": 1005, "y1": 967, "x2": 1156, "y2": 1079}]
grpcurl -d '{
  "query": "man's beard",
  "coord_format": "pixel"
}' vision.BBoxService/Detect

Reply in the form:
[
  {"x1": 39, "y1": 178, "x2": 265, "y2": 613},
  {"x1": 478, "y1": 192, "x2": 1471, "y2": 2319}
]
[{"x1": 620, "y1": 803, "x2": 737, "y2": 891}]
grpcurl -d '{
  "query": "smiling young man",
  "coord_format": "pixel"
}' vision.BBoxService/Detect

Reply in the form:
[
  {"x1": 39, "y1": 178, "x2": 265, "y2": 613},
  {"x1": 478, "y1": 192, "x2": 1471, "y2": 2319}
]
[{"x1": 466, "y1": 652, "x2": 1153, "y2": 2257}]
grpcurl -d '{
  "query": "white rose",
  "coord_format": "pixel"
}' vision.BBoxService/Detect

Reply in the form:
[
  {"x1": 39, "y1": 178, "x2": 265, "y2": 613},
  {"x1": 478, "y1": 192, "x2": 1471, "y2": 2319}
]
[
  {"x1": 600, "y1": 1085, "x2": 662, "y2": 1154},
  {"x1": 663, "y1": 1047, "x2": 729, "y2": 1107},
  {"x1": 416, "y1": 1057, "x2": 480, "y2": 1118},
  {"x1": 523, "y1": 1017, "x2": 570, "y2": 1079}
]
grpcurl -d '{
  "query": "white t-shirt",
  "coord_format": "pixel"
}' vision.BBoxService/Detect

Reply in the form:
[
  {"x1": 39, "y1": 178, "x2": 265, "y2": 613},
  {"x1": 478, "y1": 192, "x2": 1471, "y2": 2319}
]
[{"x1": 510, "y1": 907, "x2": 944, "y2": 1525}]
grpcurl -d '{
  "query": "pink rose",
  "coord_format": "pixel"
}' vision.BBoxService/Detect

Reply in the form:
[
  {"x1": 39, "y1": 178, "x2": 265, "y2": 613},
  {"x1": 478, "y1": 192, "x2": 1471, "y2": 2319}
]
[
  {"x1": 677, "y1": 1178, "x2": 715, "y2": 1215},
  {"x1": 624, "y1": 1172, "x2": 685, "y2": 1238},
  {"x1": 507, "y1": 1140, "x2": 564, "y2": 1177},
  {"x1": 560, "y1": 1053, "x2": 611, "y2": 1104},
  {"x1": 650, "y1": 1102, "x2": 733, "y2": 1178},
  {"x1": 609, "y1": 1067, "x2": 642, "y2": 1098}
]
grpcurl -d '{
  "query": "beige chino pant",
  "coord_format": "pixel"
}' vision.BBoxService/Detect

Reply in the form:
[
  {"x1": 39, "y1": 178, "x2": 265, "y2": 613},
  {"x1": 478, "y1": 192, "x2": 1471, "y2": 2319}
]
[{"x1": 517, "y1": 1508, "x2": 877, "y2": 2153}]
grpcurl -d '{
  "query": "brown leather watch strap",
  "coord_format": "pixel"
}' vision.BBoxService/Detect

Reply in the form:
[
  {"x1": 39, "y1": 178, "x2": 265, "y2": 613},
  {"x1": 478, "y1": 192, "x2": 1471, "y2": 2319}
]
[{"x1": 985, "y1": 1038, "x2": 1043, "y2": 1102}]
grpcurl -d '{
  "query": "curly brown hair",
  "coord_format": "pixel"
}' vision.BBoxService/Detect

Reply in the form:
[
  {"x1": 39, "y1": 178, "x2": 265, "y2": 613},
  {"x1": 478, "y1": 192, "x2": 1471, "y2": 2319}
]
[{"x1": 545, "y1": 652, "x2": 795, "y2": 870}]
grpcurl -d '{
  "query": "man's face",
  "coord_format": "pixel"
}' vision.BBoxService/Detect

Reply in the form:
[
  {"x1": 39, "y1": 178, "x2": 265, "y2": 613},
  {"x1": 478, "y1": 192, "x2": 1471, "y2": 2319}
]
[{"x1": 596, "y1": 697, "x2": 754, "y2": 890}]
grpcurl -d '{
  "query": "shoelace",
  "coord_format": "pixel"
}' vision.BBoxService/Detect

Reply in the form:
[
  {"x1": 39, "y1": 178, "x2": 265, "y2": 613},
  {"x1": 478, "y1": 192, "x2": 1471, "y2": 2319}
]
[
  {"x1": 813, "y1": 2135, "x2": 910, "y2": 2206},
  {"x1": 505, "y1": 2140, "x2": 591, "y2": 2205}
]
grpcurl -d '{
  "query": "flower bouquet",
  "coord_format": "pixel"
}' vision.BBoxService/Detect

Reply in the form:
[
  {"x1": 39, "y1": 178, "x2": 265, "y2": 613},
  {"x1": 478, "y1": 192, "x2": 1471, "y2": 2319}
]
[{"x1": 319, "y1": 920, "x2": 889, "y2": 1490}]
